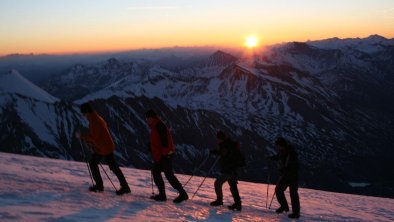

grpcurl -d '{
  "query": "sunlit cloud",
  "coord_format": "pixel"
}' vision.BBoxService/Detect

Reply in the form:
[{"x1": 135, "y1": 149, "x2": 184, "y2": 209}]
[{"x1": 127, "y1": 6, "x2": 179, "y2": 11}]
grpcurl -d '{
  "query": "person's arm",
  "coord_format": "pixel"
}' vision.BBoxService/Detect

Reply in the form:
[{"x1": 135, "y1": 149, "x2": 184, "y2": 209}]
[
  {"x1": 282, "y1": 152, "x2": 298, "y2": 176},
  {"x1": 156, "y1": 122, "x2": 168, "y2": 147},
  {"x1": 210, "y1": 142, "x2": 226, "y2": 156},
  {"x1": 150, "y1": 129, "x2": 163, "y2": 162},
  {"x1": 80, "y1": 121, "x2": 100, "y2": 144}
]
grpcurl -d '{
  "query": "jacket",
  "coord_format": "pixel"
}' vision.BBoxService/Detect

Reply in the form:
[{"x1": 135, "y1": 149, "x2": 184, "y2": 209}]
[
  {"x1": 211, "y1": 138, "x2": 240, "y2": 173},
  {"x1": 148, "y1": 117, "x2": 175, "y2": 162},
  {"x1": 270, "y1": 145, "x2": 299, "y2": 178},
  {"x1": 81, "y1": 112, "x2": 115, "y2": 155}
]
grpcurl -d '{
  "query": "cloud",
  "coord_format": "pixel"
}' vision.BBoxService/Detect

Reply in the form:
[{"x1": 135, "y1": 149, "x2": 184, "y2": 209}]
[{"x1": 127, "y1": 6, "x2": 179, "y2": 11}]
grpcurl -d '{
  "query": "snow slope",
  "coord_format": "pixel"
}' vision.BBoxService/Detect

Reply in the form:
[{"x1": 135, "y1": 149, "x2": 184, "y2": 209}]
[
  {"x1": 0, "y1": 152, "x2": 393, "y2": 222},
  {"x1": 0, "y1": 70, "x2": 59, "y2": 103}
]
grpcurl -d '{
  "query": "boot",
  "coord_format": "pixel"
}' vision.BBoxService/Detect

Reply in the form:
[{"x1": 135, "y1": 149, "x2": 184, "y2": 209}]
[
  {"x1": 173, "y1": 192, "x2": 188, "y2": 203},
  {"x1": 228, "y1": 202, "x2": 242, "y2": 211},
  {"x1": 288, "y1": 212, "x2": 300, "y2": 219},
  {"x1": 210, "y1": 199, "x2": 223, "y2": 206},
  {"x1": 275, "y1": 206, "x2": 289, "y2": 214},
  {"x1": 150, "y1": 194, "x2": 167, "y2": 201},
  {"x1": 89, "y1": 184, "x2": 104, "y2": 192},
  {"x1": 116, "y1": 186, "x2": 131, "y2": 195}
]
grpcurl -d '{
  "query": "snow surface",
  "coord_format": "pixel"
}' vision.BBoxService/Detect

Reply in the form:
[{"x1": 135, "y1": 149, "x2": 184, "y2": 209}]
[
  {"x1": 0, "y1": 152, "x2": 393, "y2": 222},
  {"x1": 0, "y1": 70, "x2": 59, "y2": 103}
]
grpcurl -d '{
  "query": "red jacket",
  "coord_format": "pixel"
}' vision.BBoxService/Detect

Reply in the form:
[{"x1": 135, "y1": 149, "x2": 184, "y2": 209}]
[
  {"x1": 81, "y1": 112, "x2": 115, "y2": 155},
  {"x1": 149, "y1": 117, "x2": 175, "y2": 162}
]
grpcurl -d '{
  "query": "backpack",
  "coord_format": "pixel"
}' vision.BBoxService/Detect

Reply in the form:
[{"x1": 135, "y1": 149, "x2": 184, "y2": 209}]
[{"x1": 232, "y1": 141, "x2": 246, "y2": 168}]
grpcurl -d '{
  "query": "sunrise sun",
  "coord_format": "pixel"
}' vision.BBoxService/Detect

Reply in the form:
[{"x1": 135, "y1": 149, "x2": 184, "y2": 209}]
[{"x1": 245, "y1": 36, "x2": 258, "y2": 48}]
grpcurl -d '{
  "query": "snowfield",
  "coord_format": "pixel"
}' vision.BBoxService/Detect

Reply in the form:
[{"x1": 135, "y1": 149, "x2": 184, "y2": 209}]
[{"x1": 0, "y1": 152, "x2": 393, "y2": 222}]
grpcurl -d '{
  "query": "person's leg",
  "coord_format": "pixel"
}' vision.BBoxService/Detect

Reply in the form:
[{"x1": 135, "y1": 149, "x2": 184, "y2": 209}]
[
  {"x1": 151, "y1": 159, "x2": 166, "y2": 197},
  {"x1": 105, "y1": 153, "x2": 129, "y2": 188},
  {"x1": 227, "y1": 174, "x2": 242, "y2": 211},
  {"x1": 89, "y1": 153, "x2": 103, "y2": 188},
  {"x1": 275, "y1": 177, "x2": 290, "y2": 212},
  {"x1": 289, "y1": 178, "x2": 300, "y2": 216},
  {"x1": 162, "y1": 155, "x2": 185, "y2": 193},
  {"x1": 213, "y1": 174, "x2": 229, "y2": 203},
  {"x1": 228, "y1": 176, "x2": 241, "y2": 204}
]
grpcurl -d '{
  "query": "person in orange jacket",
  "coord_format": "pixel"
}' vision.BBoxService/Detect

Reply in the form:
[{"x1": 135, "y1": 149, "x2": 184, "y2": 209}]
[
  {"x1": 145, "y1": 109, "x2": 188, "y2": 203},
  {"x1": 76, "y1": 102, "x2": 130, "y2": 195}
]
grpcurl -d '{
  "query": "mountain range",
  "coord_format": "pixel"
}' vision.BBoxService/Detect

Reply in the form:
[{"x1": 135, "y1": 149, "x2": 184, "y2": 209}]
[{"x1": 1, "y1": 35, "x2": 393, "y2": 198}]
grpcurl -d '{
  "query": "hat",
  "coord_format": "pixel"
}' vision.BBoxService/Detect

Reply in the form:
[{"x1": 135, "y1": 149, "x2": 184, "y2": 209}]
[
  {"x1": 275, "y1": 137, "x2": 288, "y2": 147},
  {"x1": 145, "y1": 109, "x2": 158, "y2": 118},
  {"x1": 80, "y1": 103, "x2": 94, "y2": 114}
]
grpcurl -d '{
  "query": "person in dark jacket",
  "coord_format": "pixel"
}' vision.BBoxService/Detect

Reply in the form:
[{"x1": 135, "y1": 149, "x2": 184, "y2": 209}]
[
  {"x1": 209, "y1": 131, "x2": 242, "y2": 211},
  {"x1": 76, "y1": 102, "x2": 130, "y2": 195},
  {"x1": 269, "y1": 137, "x2": 300, "y2": 219},
  {"x1": 145, "y1": 109, "x2": 188, "y2": 203}
]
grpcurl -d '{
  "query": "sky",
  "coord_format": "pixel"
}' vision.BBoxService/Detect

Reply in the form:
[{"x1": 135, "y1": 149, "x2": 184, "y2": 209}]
[{"x1": 1, "y1": 0, "x2": 394, "y2": 55}]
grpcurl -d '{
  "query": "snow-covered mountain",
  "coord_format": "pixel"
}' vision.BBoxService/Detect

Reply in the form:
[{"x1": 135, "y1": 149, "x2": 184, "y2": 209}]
[
  {"x1": 1, "y1": 35, "x2": 394, "y2": 198},
  {"x1": 0, "y1": 70, "x2": 59, "y2": 103},
  {"x1": 307, "y1": 34, "x2": 394, "y2": 54},
  {"x1": 42, "y1": 58, "x2": 143, "y2": 101},
  {"x1": 0, "y1": 70, "x2": 248, "y2": 175},
  {"x1": 1, "y1": 152, "x2": 394, "y2": 222}
]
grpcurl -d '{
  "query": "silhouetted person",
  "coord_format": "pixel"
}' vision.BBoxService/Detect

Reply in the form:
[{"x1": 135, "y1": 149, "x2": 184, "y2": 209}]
[
  {"x1": 76, "y1": 102, "x2": 130, "y2": 195},
  {"x1": 145, "y1": 109, "x2": 188, "y2": 203},
  {"x1": 210, "y1": 131, "x2": 243, "y2": 211},
  {"x1": 269, "y1": 137, "x2": 300, "y2": 219}
]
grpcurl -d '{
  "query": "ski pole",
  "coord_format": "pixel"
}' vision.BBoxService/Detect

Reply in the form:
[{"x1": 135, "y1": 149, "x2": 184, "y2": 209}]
[
  {"x1": 191, "y1": 157, "x2": 220, "y2": 199},
  {"x1": 151, "y1": 172, "x2": 155, "y2": 195},
  {"x1": 99, "y1": 163, "x2": 117, "y2": 191},
  {"x1": 268, "y1": 190, "x2": 276, "y2": 209},
  {"x1": 183, "y1": 156, "x2": 209, "y2": 187},
  {"x1": 79, "y1": 139, "x2": 94, "y2": 185},
  {"x1": 266, "y1": 174, "x2": 270, "y2": 208},
  {"x1": 86, "y1": 162, "x2": 94, "y2": 186}
]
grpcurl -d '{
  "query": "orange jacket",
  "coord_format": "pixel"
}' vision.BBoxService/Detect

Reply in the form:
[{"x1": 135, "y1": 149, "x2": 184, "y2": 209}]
[
  {"x1": 149, "y1": 118, "x2": 175, "y2": 162},
  {"x1": 81, "y1": 112, "x2": 115, "y2": 155}
]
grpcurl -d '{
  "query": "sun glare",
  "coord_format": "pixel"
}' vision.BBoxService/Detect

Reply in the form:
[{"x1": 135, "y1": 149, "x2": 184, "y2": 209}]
[{"x1": 245, "y1": 36, "x2": 258, "y2": 48}]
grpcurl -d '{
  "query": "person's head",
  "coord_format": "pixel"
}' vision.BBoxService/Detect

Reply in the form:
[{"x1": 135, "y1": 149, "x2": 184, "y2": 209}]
[
  {"x1": 275, "y1": 137, "x2": 288, "y2": 152},
  {"x1": 145, "y1": 109, "x2": 158, "y2": 125},
  {"x1": 80, "y1": 103, "x2": 94, "y2": 118},
  {"x1": 216, "y1": 131, "x2": 227, "y2": 143}
]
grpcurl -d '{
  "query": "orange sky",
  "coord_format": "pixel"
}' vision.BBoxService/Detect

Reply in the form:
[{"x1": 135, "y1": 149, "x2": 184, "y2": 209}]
[{"x1": 1, "y1": 0, "x2": 393, "y2": 56}]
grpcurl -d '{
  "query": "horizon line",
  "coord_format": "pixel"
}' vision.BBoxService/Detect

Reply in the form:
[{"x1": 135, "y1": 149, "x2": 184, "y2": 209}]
[{"x1": 1, "y1": 34, "x2": 393, "y2": 58}]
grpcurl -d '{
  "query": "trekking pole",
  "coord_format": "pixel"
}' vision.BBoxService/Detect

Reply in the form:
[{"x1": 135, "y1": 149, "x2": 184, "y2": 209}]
[
  {"x1": 191, "y1": 157, "x2": 220, "y2": 199},
  {"x1": 99, "y1": 163, "x2": 117, "y2": 191},
  {"x1": 83, "y1": 141, "x2": 117, "y2": 191},
  {"x1": 79, "y1": 139, "x2": 94, "y2": 185},
  {"x1": 268, "y1": 190, "x2": 276, "y2": 209},
  {"x1": 151, "y1": 172, "x2": 154, "y2": 195},
  {"x1": 266, "y1": 173, "x2": 270, "y2": 208},
  {"x1": 86, "y1": 162, "x2": 94, "y2": 186},
  {"x1": 183, "y1": 156, "x2": 209, "y2": 187}
]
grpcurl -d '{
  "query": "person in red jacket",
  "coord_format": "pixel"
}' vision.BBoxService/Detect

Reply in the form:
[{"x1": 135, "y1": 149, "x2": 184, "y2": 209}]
[
  {"x1": 145, "y1": 109, "x2": 188, "y2": 203},
  {"x1": 76, "y1": 103, "x2": 130, "y2": 195}
]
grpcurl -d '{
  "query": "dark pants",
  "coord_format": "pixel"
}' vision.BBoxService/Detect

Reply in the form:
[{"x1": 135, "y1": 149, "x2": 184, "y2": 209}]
[
  {"x1": 275, "y1": 175, "x2": 300, "y2": 214},
  {"x1": 89, "y1": 153, "x2": 129, "y2": 188},
  {"x1": 152, "y1": 155, "x2": 185, "y2": 195},
  {"x1": 214, "y1": 172, "x2": 241, "y2": 204}
]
